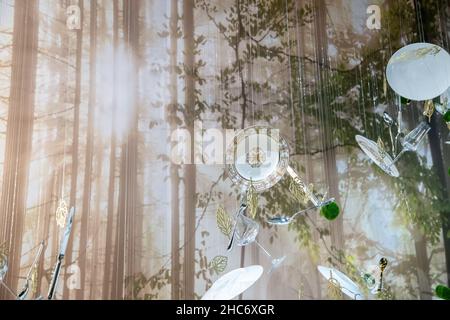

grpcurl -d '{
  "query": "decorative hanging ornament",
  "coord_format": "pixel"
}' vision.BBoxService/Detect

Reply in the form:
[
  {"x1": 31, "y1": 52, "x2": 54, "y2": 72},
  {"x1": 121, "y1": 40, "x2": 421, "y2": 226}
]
[
  {"x1": 386, "y1": 43, "x2": 450, "y2": 101},
  {"x1": 227, "y1": 126, "x2": 340, "y2": 221},
  {"x1": 56, "y1": 198, "x2": 69, "y2": 229},
  {"x1": 435, "y1": 284, "x2": 450, "y2": 300},
  {"x1": 377, "y1": 137, "x2": 387, "y2": 159},
  {"x1": 289, "y1": 177, "x2": 313, "y2": 205},
  {"x1": 0, "y1": 242, "x2": 8, "y2": 281},
  {"x1": 216, "y1": 205, "x2": 233, "y2": 239},
  {"x1": 318, "y1": 266, "x2": 364, "y2": 300},
  {"x1": 423, "y1": 100, "x2": 435, "y2": 122},
  {"x1": 246, "y1": 183, "x2": 258, "y2": 219},
  {"x1": 30, "y1": 265, "x2": 38, "y2": 295},
  {"x1": 327, "y1": 271, "x2": 343, "y2": 300}
]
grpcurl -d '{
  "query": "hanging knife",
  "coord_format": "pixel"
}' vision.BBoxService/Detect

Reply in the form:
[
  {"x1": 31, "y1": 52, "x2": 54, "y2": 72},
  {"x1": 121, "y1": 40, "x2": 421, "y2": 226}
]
[
  {"x1": 17, "y1": 240, "x2": 45, "y2": 300},
  {"x1": 47, "y1": 207, "x2": 75, "y2": 300}
]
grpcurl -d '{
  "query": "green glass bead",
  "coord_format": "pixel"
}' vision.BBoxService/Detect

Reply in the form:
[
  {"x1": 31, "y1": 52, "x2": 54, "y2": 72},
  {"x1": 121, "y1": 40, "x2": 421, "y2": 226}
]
[
  {"x1": 435, "y1": 284, "x2": 450, "y2": 300},
  {"x1": 444, "y1": 110, "x2": 450, "y2": 122},
  {"x1": 320, "y1": 201, "x2": 340, "y2": 221}
]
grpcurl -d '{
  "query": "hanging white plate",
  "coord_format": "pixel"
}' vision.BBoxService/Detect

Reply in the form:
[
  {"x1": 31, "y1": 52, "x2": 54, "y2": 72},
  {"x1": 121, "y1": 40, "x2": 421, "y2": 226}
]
[
  {"x1": 201, "y1": 265, "x2": 264, "y2": 300},
  {"x1": 227, "y1": 126, "x2": 289, "y2": 192},
  {"x1": 318, "y1": 265, "x2": 365, "y2": 300},
  {"x1": 386, "y1": 43, "x2": 450, "y2": 101}
]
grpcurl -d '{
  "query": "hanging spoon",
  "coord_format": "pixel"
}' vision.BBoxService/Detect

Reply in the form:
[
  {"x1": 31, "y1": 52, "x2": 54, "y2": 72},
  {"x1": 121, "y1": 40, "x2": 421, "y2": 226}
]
[{"x1": 267, "y1": 198, "x2": 335, "y2": 226}]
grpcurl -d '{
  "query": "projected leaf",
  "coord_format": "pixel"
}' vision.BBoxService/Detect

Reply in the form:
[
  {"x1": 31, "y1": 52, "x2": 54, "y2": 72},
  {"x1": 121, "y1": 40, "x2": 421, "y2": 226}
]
[
  {"x1": 377, "y1": 137, "x2": 387, "y2": 158},
  {"x1": 0, "y1": 242, "x2": 8, "y2": 280},
  {"x1": 247, "y1": 184, "x2": 258, "y2": 219},
  {"x1": 423, "y1": 100, "x2": 434, "y2": 122},
  {"x1": 56, "y1": 198, "x2": 68, "y2": 229},
  {"x1": 30, "y1": 266, "x2": 38, "y2": 294},
  {"x1": 209, "y1": 255, "x2": 228, "y2": 274},
  {"x1": 289, "y1": 178, "x2": 310, "y2": 205},
  {"x1": 216, "y1": 205, "x2": 232, "y2": 238},
  {"x1": 0, "y1": 242, "x2": 8, "y2": 264}
]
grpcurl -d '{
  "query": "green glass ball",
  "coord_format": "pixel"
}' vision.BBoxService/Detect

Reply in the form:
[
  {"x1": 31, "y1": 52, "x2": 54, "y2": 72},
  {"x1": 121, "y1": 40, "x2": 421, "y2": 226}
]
[
  {"x1": 400, "y1": 96, "x2": 411, "y2": 105},
  {"x1": 320, "y1": 201, "x2": 340, "y2": 221},
  {"x1": 435, "y1": 284, "x2": 450, "y2": 300},
  {"x1": 444, "y1": 110, "x2": 450, "y2": 123}
]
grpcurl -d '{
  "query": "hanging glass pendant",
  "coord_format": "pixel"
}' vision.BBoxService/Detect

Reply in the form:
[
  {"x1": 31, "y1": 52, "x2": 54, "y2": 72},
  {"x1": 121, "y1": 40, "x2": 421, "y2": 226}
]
[
  {"x1": 318, "y1": 266, "x2": 364, "y2": 300},
  {"x1": 30, "y1": 266, "x2": 38, "y2": 295},
  {"x1": 435, "y1": 284, "x2": 450, "y2": 300},
  {"x1": 56, "y1": 198, "x2": 68, "y2": 229},
  {"x1": 246, "y1": 183, "x2": 258, "y2": 219},
  {"x1": 327, "y1": 272, "x2": 343, "y2": 300},
  {"x1": 320, "y1": 201, "x2": 340, "y2": 221},
  {"x1": 0, "y1": 242, "x2": 8, "y2": 281},
  {"x1": 423, "y1": 100, "x2": 435, "y2": 122},
  {"x1": 386, "y1": 43, "x2": 450, "y2": 101}
]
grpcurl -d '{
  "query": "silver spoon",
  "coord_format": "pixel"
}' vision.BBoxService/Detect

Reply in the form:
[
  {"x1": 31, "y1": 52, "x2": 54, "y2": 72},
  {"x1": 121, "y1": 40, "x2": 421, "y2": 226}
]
[
  {"x1": 267, "y1": 198, "x2": 335, "y2": 226},
  {"x1": 383, "y1": 112, "x2": 396, "y2": 155}
]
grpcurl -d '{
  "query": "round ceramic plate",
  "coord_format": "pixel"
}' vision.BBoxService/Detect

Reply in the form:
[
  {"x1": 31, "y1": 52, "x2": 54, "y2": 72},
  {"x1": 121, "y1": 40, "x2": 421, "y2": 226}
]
[
  {"x1": 386, "y1": 43, "x2": 450, "y2": 101},
  {"x1": 318, "y1": 265, "x2": 364, "y2": 300},
  {"x1": 355, "y1": 135, "x2": 400, "y2": 178},
  {"x1": 227, "y1": 126, "x2": 289, "y2": 192},
  {"x1": 201, "y1": 265, "x2": 264, "y2": 300}
]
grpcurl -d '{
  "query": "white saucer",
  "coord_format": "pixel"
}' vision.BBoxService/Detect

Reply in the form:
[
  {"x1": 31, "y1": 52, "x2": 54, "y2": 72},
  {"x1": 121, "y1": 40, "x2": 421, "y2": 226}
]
[{"x1": 202, "y1": 265, "x2": 264, "y2": 300}]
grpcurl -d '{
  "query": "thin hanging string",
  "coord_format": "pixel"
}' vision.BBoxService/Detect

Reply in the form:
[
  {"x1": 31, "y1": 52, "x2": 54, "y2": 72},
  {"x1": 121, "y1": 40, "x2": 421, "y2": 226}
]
[
  {"x1": 293, "y1": 0, "x2": 307, "y2": 161},
  {"x1": 359, "y1": 60, "x2": 368, "y2": 136},
  {"x1": 373, "y1": 62, "x2": 382, "y2": 140},
  {"x1": 7, "y1": 0, "x2": 33, "y2": 287},
  {"x1": 330, "y1": 57, "x2": 340, "y2": 148},
  {"x1": 284, "y1": 0, "x2": 295, "y2": 145},
  {"x1": 257, "y1": 0, "x2": 263, "y2": 123},
  {"x1": 61, "y1": 104, "x2": 67, "y2": 201},
  {"x1": 415, "y1": 0, "x2": 425, "y2": 43},
  {"x1": 124, "y1": 0, "x2": 131, "y2": 300},
  {"x1": 438, "y1": 0, "x2": 449, "y2": 50},
  {"x1": 354, "y1": 48, "x2": 363, "y2": 134},
  {"x1": 61, "y1": 0, "x2": 73, "y2": 202},
  {"x1": 313, "y1": 1, "x2": 323, "y2": 183},
  {"x1": 369, "y1": 63, "x2": 380, "y2": 141},
  {"x1": 257, "y1": 0, "x2": 264, "y2": 124},
  {"x1": 248, "y1": 0, "x2": 254, "y2": 126},
  {"x1": 252, "y1": 0, "x2": 255, "y2": 125},
  {"x1": 415, "y1": 0, "x2": 425, "y2": 124},
  {"x1": 309, "y1": 0, "x2": 319, "y2": 162}
]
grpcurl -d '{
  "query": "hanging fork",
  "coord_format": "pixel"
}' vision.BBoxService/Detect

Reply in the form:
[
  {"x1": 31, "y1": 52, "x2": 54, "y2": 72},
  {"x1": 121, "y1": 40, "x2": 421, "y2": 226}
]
[{"x1": 227, "y1": 200, "x2": 248, "y2": 252}]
